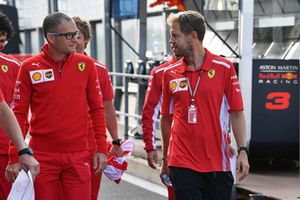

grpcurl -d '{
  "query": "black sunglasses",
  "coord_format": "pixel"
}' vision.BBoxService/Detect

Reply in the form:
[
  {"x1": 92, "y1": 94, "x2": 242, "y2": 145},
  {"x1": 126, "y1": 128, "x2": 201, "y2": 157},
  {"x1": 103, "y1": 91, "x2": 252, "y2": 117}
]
[{"x1": 47, "y1": 31, "x2": 79, "y2": 40}]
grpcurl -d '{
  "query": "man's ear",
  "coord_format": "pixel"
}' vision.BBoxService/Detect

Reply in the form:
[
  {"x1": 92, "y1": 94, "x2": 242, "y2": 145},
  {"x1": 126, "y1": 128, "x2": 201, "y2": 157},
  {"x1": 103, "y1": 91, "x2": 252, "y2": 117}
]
[
  {"x1": 84, "y1": 40, "x2": 89, "y2": 49},
  {"x1": 191, "y1": 31, "x2": 198, "y2": 40},
  {"x1": 46, "y1": 34, "x2": 54, "y2": 44}
]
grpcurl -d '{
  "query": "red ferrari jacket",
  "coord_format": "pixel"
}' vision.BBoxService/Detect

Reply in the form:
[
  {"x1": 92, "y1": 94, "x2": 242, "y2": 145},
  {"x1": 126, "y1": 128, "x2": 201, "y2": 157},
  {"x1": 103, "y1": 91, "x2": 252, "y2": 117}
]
[
  {"x1": 87, "y1": 59, "x2": 114, "y2": 151},
  {"x1": 9, "y1": 44, "x2": 107, "y2": 163},
  {"x1": 142, "y1": 57, "x2": 175, "y2": 152},
  {"x1": 0, "y1": 52, "x2": 20, "y2": 155}
]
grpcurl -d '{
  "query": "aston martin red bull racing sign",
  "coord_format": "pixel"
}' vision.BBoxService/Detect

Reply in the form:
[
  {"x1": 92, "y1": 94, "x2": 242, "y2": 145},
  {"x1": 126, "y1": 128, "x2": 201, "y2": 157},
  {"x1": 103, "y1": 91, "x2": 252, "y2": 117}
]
[{"x1": 251, "y1": 59, "x2": 299, "y2": 160}]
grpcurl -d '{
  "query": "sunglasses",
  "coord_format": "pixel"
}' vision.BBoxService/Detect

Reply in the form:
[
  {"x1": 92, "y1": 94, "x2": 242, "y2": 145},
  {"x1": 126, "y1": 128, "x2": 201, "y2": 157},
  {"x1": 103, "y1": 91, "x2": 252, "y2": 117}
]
[{"x1": 47, "y1": 31, "x2": 79, "y2": 40}]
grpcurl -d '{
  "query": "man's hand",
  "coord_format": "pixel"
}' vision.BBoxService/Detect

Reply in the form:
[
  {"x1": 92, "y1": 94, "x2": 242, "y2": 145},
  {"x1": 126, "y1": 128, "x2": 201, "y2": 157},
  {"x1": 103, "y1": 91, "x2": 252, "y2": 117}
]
[
  {"x1": 19, "y1": 154, "x2": 40, "y2": 180},
  {"x1": 93, "y1": 152, "x2": 107, "y2": 174},
  {"x1": 5, "y1": 155, "x2": 40, "y2": 182},
  {"x1": 5, "y1": 163, "x2": 21, "y2": 182},
  {"x1": 159, "y1": 158, "x2": 169, "y2": 186},
  {"x1": 109, "y1": 145, "x2": 123, "y2": 157},
  {"x1": 236, "y1": 151, "x2": 250, "y2": 181},
  {"x1": 227, "y1": 145, "x2": 236, "y2": 158},
  {"x1": 147, "y1": 150, "x2": 158, "y2": 169}
]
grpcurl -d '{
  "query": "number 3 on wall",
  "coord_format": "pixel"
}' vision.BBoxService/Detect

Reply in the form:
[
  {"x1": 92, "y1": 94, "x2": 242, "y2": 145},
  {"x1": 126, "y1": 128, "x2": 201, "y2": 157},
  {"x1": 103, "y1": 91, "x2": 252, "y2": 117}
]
[{"x1": 265, "y1": 92, "x2": 291, "y2": 110}]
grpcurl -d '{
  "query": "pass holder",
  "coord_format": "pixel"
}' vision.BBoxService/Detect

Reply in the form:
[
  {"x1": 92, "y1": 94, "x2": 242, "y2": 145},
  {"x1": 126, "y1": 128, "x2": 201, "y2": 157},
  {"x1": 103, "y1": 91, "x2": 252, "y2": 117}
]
[
  {"x1": 186, "y1": 71, "x2": 202, "y2": 124},
  {"x1": 188, "y1": 104, "x2": 197, "y2": 124}
]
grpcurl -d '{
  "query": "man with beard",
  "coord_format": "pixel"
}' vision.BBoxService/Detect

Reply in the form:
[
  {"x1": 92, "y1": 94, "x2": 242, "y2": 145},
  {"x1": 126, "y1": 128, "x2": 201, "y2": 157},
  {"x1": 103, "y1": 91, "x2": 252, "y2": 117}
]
[{"x1": 160, "y1": 10, "x2": 249, "y2": 200}]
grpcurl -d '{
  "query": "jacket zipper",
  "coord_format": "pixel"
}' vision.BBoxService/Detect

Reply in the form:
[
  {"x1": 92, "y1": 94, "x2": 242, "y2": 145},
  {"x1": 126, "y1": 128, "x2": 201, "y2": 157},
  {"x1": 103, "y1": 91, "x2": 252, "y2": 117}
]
[{"x1": 58, "y1": 65, "x2": 62, "y2": 77}]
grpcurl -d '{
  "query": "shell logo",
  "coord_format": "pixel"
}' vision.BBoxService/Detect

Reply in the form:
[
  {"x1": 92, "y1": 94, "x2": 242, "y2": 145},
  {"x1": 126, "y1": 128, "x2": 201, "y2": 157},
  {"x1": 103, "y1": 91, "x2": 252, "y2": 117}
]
[
  {"x1": 32, "y1": 72, "x2": 42, "y2": 81},
  {"x1": 170, "y1": 81, "x2": 177, "y2": 92}
]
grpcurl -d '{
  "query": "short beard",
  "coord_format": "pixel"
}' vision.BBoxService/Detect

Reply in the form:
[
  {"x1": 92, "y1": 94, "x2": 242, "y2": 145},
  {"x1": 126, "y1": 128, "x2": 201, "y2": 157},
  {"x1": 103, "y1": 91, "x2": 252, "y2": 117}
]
[{"x1": 179, "y1": 42, "x2": 193, "y2": 59}]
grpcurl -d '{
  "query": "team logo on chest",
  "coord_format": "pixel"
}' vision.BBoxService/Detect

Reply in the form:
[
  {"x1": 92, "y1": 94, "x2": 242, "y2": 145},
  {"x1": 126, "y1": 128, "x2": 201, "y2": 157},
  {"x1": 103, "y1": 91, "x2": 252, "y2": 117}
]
[
  {"x1": 1, "y1": 65, "x2": 8, "y2": 73},
  {"x1": 78, "y1": 62, "x2": 86, "y2": 72},
  {"x1": 169, "y1": 78, "x2": 188, "y2": 93},
  {"x1": 30, "y1": 69, "x2": 55, "y2": 84},
  {"x1": 208, "y1": 69, "x2": 215, "y2": 78}
]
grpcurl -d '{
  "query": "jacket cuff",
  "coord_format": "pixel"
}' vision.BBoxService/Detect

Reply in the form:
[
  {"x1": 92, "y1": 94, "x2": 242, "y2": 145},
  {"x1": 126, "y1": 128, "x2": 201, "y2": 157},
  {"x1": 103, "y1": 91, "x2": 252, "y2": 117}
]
[{"x1": 96, "y1": 139, "x2": 108, "y2": 154}]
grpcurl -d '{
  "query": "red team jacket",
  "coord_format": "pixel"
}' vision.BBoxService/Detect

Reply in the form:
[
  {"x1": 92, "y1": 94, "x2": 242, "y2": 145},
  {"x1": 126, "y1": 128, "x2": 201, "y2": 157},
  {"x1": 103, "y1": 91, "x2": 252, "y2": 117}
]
[
  {"x1": 87, "y1": 59, "x2": 114, "y2": 151},
  {"x1": 161, "y1": 49, "x2": 244, "y2": 172},
  {"x1": 9, "y1": 44, "x2": 107, "y2": 163},
  {"x1": 142, "y1": 57, "x2": 175, "y2": 152},
  {"x1": 0, "y1": 53, "x2": 20, "y2": 155},
  {"x1": 94, "y1": 61, "x2": 114, "y2": 102}
]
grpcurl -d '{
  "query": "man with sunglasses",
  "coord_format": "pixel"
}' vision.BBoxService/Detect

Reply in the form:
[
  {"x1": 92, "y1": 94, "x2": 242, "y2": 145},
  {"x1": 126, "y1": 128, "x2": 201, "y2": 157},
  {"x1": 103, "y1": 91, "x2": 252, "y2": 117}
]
[
  {"x1": 0, "y1": 12, "x2": 30, "y2": 200},
  {"x1": 6, "y1": 12, "x2": 107, "y2": 200},
  {"x1": 160, "y1": 10, "x2": 249, "y2": 200}
]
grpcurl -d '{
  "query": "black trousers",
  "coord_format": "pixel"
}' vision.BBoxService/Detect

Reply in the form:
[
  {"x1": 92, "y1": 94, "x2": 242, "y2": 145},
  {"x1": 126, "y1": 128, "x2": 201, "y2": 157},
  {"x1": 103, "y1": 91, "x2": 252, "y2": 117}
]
[{"x1": 169, "y1": 167, "x2": 233, "y2": 200}]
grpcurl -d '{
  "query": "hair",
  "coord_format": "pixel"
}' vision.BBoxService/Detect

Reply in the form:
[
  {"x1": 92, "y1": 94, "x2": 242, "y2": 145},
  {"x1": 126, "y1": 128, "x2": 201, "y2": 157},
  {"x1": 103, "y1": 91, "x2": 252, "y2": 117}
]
[
  {"x1": 42, "y1": 12, "x2": 72, "y2": 39},
  {"x1": 0, "y1": 12, "x2": 14, "y2": 39},
  {"x1": 72, "y1": 16, "x2": 92, "y2": 41},
  {"x1": 167, "y1": 10, "x2": 206, "y2": 41}
]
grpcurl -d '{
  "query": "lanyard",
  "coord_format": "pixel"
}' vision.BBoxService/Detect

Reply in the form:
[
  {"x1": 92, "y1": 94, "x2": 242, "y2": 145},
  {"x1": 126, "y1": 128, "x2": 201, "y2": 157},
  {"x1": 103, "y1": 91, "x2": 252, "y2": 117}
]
[{"x1": 186, "y1": 70, "x2": 203, "y2": 104}]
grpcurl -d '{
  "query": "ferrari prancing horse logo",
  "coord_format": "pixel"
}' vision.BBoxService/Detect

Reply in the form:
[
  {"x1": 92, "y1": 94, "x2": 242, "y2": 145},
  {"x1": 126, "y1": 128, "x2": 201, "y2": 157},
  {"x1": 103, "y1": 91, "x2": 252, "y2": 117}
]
[
  {"x1": 208, "y1": 69, "x2": 215, "y2": 78},
  {"x1": 1, "y1": 65, "x2": 8, "y2": 73},
  {"x1": 78, "y1": 62, "x2": 86, "y2": 72}
]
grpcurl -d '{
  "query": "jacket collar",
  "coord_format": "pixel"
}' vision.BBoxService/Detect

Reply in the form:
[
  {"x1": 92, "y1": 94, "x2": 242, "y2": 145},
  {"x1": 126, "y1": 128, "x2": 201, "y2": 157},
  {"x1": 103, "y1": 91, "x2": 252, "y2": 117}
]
[{"x1": 41, "y1": 44, "x2": 71, "y2": 65}]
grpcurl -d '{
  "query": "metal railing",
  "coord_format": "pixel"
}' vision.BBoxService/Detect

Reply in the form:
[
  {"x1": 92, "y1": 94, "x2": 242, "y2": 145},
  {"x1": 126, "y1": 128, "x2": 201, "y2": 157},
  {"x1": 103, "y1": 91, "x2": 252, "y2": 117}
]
[{"x1": 109, "y1": 72, "x2": 152, "y2": 139}]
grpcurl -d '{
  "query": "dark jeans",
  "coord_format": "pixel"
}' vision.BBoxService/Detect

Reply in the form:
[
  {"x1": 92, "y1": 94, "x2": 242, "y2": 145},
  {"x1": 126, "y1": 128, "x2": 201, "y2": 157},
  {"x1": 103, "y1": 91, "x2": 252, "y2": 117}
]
[{"x1": 169, "y1": 167, "x2": 233, "y2": 200}]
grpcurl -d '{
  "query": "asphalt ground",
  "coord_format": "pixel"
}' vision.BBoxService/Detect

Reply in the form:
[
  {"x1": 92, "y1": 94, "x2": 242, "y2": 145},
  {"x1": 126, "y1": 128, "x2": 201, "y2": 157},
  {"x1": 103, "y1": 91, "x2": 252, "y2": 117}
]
[{"x1": 99, "y1": 173, "x2": 167, "y2": 200}]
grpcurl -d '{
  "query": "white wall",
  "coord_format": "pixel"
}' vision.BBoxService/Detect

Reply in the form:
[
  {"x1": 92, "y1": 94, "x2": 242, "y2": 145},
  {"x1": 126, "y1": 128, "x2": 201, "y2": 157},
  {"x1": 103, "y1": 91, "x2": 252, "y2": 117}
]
[
  {"x1": 16, "y1": 0, "x2": 48, "y2": 29},
  {"x1": 59, "y1": 0, "x2": 104, "y2": 20},
  {"x1": 16, "y1": 0, "x2": 105, "y2": 30}
]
